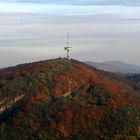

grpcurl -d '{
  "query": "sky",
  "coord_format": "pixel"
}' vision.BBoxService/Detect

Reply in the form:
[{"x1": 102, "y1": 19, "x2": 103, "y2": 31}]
[
  {"x1": 0, "y1": 0, "x2": 140, "y2": 5},
  {"x1": 0, "y1": 0, "x2": 140, "y2": 67}
]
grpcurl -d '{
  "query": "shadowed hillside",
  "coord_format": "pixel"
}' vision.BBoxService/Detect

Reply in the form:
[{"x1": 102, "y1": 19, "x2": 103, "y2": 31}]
[
  {"x1": 126, "y1": 74, "x2": 140, "y2": 83},
  {"x1": 1, "y1": 58, "x2": 140, "y2": 140}
]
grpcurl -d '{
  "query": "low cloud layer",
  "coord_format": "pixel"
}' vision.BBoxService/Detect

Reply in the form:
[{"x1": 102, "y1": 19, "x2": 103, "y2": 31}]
[
  {"x1": 0, "y1": 11, "x2": 140, "y2": 67},
  {"x1": 0, "y1": 3, "x2": 140, "y2": 67}
]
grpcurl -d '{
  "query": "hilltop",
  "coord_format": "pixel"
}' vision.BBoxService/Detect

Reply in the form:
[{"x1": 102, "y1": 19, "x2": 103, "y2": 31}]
[{"x1": 1, "y1": 58, "x2": 140, "y2": 140}]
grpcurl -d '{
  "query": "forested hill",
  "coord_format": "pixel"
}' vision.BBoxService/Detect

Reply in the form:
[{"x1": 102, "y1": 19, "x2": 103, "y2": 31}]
[{"x1": 1, "y1": 58, "x2": 140, "y2": 140}]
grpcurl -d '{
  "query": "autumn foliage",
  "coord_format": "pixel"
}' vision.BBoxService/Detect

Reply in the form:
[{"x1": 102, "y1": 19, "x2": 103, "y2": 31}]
[{"x1": 0, "y1": 58, "x2": 140, "y2": 140}]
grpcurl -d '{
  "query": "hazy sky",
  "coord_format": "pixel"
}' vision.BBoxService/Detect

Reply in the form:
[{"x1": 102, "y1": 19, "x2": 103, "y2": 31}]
[{"x1": 0, "y1": 0, "x2": 140, "y2": 67}]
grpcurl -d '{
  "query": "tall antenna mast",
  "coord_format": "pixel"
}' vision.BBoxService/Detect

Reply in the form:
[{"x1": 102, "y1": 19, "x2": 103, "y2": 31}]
[
  {"x1": 67, "y1": 28, "x2": 69, "y2": 47},
  {"x1": 64, "y1": 28, "x2": 72, "y2": 59}
]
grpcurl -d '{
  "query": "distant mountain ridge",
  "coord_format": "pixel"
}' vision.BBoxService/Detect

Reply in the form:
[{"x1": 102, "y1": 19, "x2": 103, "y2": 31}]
[{"x1": 86, "y1": 61, "x2": 140, "y2": 74}]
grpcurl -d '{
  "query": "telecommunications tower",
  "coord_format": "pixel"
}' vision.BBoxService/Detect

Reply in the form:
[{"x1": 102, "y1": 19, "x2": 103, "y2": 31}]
[{"x1": 64, "y1": 28, "x2": 72, "y2": 59}]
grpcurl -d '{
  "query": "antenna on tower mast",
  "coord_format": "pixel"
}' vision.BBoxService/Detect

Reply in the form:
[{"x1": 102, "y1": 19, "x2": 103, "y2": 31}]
[
  {"x1": 67, "y1": 28, "x2": 69, "y2": 48},
  {"x1": 64, "y1": 28, "x2": 72, "y2": 59}
]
